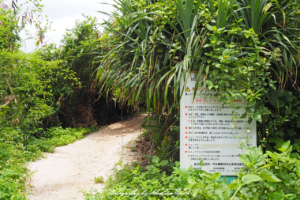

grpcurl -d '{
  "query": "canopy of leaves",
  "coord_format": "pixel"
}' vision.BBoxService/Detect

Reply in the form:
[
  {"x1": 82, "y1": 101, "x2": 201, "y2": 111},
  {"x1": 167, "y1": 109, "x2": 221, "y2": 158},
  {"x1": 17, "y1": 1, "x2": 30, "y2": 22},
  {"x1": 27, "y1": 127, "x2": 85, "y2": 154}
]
[
  {"x1": 0, "y1": 8, "x2": 20, "y2": 50},
  {"x1": 96, "y1": 0, "x2": 300, "y2": 153}
]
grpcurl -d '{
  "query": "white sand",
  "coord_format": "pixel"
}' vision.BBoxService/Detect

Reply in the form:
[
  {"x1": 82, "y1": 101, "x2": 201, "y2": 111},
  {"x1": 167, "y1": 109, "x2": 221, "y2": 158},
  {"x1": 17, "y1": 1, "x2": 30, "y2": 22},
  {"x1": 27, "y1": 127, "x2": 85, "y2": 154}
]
[{"x1": 27, "y1": 115, "x2": 144, "y2": 200}]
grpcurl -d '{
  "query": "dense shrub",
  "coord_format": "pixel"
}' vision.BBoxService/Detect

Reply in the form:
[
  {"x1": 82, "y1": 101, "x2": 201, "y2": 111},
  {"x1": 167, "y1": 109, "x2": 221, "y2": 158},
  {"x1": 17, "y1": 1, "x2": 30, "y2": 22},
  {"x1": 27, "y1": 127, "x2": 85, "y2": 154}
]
[
  {"x1": 0, "y1": 4, "x2": 100, "y2": 199},
  {"x1": 36, "y1": 16, "x2": 133, "y2": 127},
  {"x1": 82, "y1": 142, "x2": 300, "y2": 200},
  {"x1": 0, "y1": 49, "x2": 79, "y2": 134},
  {"x1": 1, "y1": 0, "x2": 300, "y2": 199},
  {"x1": 0, "y1": 125, "x2": 98, "y2": 199},
  {"x1": 0, "y1": 8, "x2": 20, "y2": 50},
  {"x1": 96, "y1": 0, "x2": 300, "y2": 157}
]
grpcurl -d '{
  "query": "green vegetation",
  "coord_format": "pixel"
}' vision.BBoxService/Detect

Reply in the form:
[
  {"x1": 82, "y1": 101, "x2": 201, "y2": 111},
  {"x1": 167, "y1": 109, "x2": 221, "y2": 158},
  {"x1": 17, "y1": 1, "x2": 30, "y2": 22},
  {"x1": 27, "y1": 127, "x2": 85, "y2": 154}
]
[
  {"x1": 82, "y1": 142, "x2": 300, "y2": 200},
  {"x1": 0, "y1": 2, "x2": 100, "y2": 199},
  {"x1": 37, "y1": 16, "x2": 104, "y2": 127},
  {"x1": 94, "y1": 176, "x2": 105, "y2": 184},
  {"x1": 96, "y1": 0, "x2": 300, "y2": 156},
  {"x1": 86, "y1": 0, "x2": 300, "y2": 199},
  {"x1": 0, "y1": 8, "x2": 20, "y2": 50},
  {"x1": 0, "y1": 125, "x2": 97, "y2": 199},
  {"x1": 1, "y1": 0, "x2": 300, "y2": 199}
]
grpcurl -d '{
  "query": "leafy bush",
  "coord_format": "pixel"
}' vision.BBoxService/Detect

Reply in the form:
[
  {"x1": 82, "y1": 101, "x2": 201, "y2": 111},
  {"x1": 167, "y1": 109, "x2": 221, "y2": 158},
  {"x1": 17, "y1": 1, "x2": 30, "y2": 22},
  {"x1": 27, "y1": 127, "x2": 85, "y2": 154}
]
[
  {"x1": 228, "y1": 141, "x2": 300, "y2": 199},
  {"x1": 0, "y1": 126, "x2": 98, "y2": 199},
  {"x1": 140, "y1": 113, "x2": 180, "y2": 160},
  {"x1": 95, "y1": 0, "x2": 300, "y2": 155},
  {"x1": 0, "y1": 128, "x2": 30, "y2": 199},
  {"x1": 26, "y1": 126, "x2": 98, "y2": 153},
  {"x1": 258, "y1": 91, "x2": 300, "y2": 155},
  {"x1": 36, "y1": 16, "x2": 103, "y2": 127},
  {"x1": 0, "y1": 49, "x2": 80, "y2": 135},
  {"x1": 0, "y1": 8, "x2": 20, "y2": 50},
  {"x1": 82, "y1": 142, "x2": 300, "y2": 200}
]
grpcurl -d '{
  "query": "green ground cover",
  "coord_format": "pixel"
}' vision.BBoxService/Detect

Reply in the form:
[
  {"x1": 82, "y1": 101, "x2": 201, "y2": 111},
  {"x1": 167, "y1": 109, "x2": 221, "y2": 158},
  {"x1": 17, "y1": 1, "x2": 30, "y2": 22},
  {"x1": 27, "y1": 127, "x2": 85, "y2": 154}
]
[
  {"x1": 0, "y1": 125, "x2": 98, "y2": 199},
  {"x1": 82, "y1": 142, "x2": 300, "y2": 200}
]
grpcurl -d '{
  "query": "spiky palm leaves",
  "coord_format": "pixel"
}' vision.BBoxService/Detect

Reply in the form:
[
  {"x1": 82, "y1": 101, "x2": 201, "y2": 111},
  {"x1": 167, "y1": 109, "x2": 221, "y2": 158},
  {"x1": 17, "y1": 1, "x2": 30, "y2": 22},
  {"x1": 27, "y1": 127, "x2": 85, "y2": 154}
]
[
  {"x1": 209, "y1": 0, "x2": 300, "y2": 89},
  {"x1": 97, "y1": 0, "x2": 205, "y2": 115},
  {"x1": 97, "y1": 0, "x2": 300, "y2": 115}
]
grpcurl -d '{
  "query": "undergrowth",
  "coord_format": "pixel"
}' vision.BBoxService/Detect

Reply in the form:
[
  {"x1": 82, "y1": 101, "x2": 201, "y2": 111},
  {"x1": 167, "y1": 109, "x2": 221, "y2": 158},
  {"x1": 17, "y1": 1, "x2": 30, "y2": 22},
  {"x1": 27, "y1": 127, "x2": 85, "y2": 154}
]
[
  {"x1": 0, "y1": 126, "x2": 98, "y2": 199},
  {"x1": 81, "y1": 141, "x2": 300, "y2": 200}
]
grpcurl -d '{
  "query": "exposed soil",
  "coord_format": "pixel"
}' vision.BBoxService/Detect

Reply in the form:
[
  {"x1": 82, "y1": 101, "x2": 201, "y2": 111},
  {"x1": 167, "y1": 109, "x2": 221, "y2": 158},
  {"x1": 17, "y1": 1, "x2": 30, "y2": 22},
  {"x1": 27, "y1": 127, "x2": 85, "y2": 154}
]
[
  {"x1": 27, "y1": 115, "x2": 144, "y2": 200},
  {"x1": 134, "y1": 134, "x2": 156, "y2": 166}
]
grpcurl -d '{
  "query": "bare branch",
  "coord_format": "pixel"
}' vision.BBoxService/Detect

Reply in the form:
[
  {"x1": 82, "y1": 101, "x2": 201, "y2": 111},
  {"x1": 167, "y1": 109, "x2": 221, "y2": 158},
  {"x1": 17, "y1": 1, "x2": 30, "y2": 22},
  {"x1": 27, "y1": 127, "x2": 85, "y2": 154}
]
[
  {"x1": 5, "y1": 75, "x2": 17, "y2": 104},
  {"x1": 0, "y1": 95, "x2": 18, "y2": 109}
]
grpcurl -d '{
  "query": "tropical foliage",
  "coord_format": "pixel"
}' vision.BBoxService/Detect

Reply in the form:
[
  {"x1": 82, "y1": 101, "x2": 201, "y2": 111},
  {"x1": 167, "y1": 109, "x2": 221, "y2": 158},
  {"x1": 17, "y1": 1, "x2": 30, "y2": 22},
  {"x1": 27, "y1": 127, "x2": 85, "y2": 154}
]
[
  {"x1": 0, "y1": 8, "x2": 20, "y2": 50},
  {"x1": 0, "y1": 4, "x2": 100, "y2": 199},
  {"x1": 96, "y1": 0, "x2": 300, "y2": 155},
  {"x1": 1, "y1": 0, "x2": 300, "y2": 199},
  {"x1": 82, "y1": 142, "x2": 300, "y2": 200},
  {"x1": 37, "y1": 16, "x2": 102, "y2": 127}
]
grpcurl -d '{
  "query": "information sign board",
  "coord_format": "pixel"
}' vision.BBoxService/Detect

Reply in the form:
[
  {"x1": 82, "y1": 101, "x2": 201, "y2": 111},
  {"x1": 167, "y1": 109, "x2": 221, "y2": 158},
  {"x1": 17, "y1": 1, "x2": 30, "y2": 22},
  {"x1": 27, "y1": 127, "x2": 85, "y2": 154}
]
[{"x1": 180, "y1": 72, "x2": 256, "y2": 176}]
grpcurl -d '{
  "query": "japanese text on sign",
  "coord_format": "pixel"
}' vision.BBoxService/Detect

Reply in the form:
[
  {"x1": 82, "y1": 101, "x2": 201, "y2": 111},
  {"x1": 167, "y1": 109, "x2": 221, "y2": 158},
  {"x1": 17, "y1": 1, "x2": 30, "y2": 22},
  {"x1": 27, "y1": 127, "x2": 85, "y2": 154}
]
[{"x1": 180, "y1": 73, "x2": 256, "y2": 176}]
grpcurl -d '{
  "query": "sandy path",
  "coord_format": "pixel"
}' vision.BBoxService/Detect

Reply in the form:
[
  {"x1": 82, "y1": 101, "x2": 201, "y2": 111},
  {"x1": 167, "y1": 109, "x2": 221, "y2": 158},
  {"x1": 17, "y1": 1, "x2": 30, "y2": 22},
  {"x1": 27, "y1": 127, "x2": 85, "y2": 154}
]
[{"x1": 28, "y1": 115, "x2": 144, "y2": 200}]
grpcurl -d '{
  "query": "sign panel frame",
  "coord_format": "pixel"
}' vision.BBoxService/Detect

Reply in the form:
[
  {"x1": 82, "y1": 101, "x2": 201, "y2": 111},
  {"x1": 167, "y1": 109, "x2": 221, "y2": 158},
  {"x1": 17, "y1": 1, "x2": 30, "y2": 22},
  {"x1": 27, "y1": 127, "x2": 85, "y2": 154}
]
[{"x1": 180, "y1": 72, "x2": 257, "y2": 176}]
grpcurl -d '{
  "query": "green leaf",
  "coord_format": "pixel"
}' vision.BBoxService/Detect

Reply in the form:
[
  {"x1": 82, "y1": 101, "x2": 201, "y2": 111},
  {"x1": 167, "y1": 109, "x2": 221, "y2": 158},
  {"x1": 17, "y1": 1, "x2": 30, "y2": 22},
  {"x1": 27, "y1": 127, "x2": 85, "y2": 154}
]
[
  {"x1": 283, "y1": 92, "x2": 293, "y2": 102},
  {"x1": 245, "y1": 107, "x2": 255, "y2": 113},
  {"x1": 213, "y1": 69, "x2": 219, "y2": 75},
  {"x1": 160, "y1": 160, "x2": 168, "y2": 167},
  {"x1": 253, "y1": 111, "x2": 262, "y2": 123},
  {"x1": 188, "y1": 177, "x2": 196, "y2": 186},
  {"x1": 296, "y1": 165, "x2": 300, "y2": 177},
  {"x1": 292, "y1": 144, "x2": 300, "y2": 151},
  {"x1": 215, "y1": 183, "x2": 230, "y2": 196},
  {"x1": 258, "y1": 106, "x2": 271, "y2": 116},
  {"x1": 270, "y1": 98, "x2": 285, "y2": 108},
  {"x1": 219, "y1": 96, "x2": 227, "y2": 102},
  {"x1": 210, "y1": 36, "x2": 217, "y2": 44},
  {"x1": 228, "y1": 179, "x2": 239, "y2": 190},
  {"x1": 206, "y1": 24, "x2": 213, "y2": 31},
  {"x1": 241, "y1": 174, "x2": 262, "y2": 185},
  {"x1": 282, "y1": 145, "x2": 293, "y2": 157},
  {"x1": 265, "y1": 182, "x2": 277, "y2": 191},
  {"x1": 260, "y1": 170, "x2": 281, "y2": 182},
  {"x1": 275, "y1": 131, "x2": 284, "y2": 137},
  {"x1": 288, "y1": 129, "x2": 296, "y2": 136},
  {"x1": 239, "y1": 147, "x2": 265, "y2": 167},
  {"x1": 152, "y1": 155, "x2": 159, "y2": 164},
  {"x1": 262, "y1": 3, "x2": 272, "y2": 13},
  {"x1": 273, "y1": 191, "x2": 284, "y2": 200},
  {"x1": 191, "y1": 189, "x2": 199, "y2": 198},
  {"x1": 278, "y1": 141, "x2": 290, "y2": 152}
]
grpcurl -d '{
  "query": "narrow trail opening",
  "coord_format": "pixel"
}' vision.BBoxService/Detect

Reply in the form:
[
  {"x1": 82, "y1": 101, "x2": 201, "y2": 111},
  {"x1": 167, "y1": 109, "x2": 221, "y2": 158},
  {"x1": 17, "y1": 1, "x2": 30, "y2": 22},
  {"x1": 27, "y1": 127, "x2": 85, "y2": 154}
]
[{"x1": 28, "y1": 115, "x2": 144, "y2": 200}]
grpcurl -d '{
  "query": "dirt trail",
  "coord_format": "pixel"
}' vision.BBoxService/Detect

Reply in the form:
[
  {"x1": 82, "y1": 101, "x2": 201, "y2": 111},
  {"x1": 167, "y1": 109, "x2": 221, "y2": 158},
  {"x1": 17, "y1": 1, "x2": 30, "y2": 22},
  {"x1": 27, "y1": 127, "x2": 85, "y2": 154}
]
[{"x1": 28, "y1": 115, "x2": 144, "y2": 200}]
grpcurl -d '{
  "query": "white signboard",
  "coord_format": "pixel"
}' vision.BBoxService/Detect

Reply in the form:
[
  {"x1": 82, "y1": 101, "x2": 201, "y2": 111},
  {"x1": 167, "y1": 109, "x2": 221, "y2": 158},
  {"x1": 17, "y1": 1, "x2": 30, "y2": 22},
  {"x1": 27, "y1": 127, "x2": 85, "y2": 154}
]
[{"x1": 180, "y1": 72, "x2": 256, "y2": 176}]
